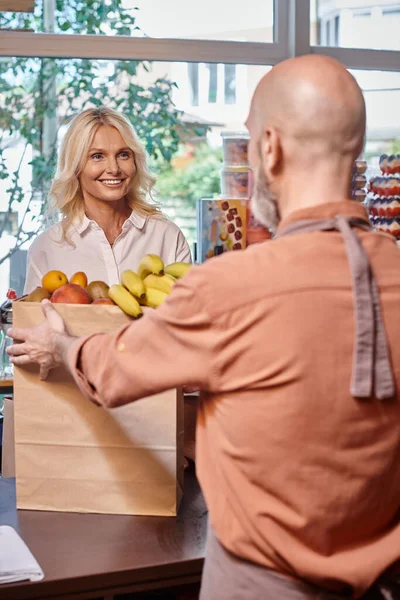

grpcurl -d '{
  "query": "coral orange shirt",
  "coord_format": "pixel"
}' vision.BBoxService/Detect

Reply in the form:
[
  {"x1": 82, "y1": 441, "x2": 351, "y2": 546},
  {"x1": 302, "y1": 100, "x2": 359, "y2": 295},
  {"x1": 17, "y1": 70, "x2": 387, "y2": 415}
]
[{"x1": 68, "y1": 201, "x2": 400, "y2": 597}]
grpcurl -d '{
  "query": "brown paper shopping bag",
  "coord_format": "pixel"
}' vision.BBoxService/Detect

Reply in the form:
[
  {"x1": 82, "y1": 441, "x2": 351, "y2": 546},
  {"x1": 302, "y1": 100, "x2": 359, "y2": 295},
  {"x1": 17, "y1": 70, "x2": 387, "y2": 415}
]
[
  {"x1": 2, "y1": 397, "x2": 15, "y2": 478},
  {"x1": 12, "y1": 301, "x2": 184, "y2": 516}
]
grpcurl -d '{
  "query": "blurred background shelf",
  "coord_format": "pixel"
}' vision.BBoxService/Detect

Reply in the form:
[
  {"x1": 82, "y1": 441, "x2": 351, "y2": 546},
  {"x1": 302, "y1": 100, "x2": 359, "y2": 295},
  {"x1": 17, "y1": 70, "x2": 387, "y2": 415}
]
[{"x1": 0, "y1": 378, "x2": 13, "y2": 395}]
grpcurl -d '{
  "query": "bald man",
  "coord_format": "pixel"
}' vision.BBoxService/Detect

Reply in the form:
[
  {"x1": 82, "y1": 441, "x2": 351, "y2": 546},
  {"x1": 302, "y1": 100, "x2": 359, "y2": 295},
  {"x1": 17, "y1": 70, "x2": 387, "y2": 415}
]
[{"x1": 8, "y1": 56, "x2": 400, "y2": 599}]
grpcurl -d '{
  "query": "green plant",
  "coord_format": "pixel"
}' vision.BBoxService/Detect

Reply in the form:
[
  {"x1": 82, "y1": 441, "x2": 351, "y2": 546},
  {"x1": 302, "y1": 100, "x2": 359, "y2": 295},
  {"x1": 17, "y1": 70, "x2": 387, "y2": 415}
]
[
  {"x1": 391, "y1": 140, "x2": 400, "y2": 154},
  {"x1": 155, "y1": 144, "x2": 222, "y2": 207},
  {"x1": 0, "y1": 0, "x2": 182, "y2": 265}
]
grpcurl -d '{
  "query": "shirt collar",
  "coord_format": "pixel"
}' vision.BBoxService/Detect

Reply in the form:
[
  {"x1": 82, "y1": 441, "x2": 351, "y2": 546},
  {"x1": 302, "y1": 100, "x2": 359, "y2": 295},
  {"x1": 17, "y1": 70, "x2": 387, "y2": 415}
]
[
  {"x1": 276, "y1": 201, "x2": 370, "y2": 236},
  {"x1": 72, "y1": 210, "x2": 147, "y2": 236},
  {"x1": 72, "y1": 213, "x2": 91, "y2": 235},
  {"x1": 128, "y1": 211, "x2": 147, "y2": 230}
]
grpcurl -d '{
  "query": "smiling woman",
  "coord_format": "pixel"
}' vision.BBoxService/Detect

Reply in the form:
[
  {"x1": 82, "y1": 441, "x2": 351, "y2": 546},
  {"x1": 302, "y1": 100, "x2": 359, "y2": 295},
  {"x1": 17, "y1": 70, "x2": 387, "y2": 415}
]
[
  {"x1": 81, "y1": 135, "x2": 137, "y2": 207},
  {"x1": 23, "y1": 107, "x2": 192, "y2": 294}
]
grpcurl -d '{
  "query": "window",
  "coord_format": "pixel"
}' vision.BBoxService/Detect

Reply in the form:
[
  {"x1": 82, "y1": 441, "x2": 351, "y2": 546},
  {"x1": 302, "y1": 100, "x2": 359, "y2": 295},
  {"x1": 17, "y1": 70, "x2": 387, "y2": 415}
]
[
  {"x1": 207, "y1": 64, "x2": 218, "y2": 103},
  {"x1": 325, "y1": 20, "x2": 331, "y2": 46},
  {"x1": 351, "y1": 69, "x2": 400, "y2": 172},
  {"x1": 0, "y1": 0, "x2": 275, "y2": 42},
  {"x1": 334, "y1": 15, "x2": 340, "y2": 47},
  {"x1": 225, "y1": 64, "x2": 237, "y2": 104},
  {"x1": 187, "y1": 63, "x2": 239, "y2": 107},
  {"x1": 188, "y1": 63, "x2": 199, "y2": 106},
  {"x1": 132, "y1": 0, "x2": 275, "y2": 43},
  {"x1": 311, "y1": 1, "x2": 400, "y2": 50}
]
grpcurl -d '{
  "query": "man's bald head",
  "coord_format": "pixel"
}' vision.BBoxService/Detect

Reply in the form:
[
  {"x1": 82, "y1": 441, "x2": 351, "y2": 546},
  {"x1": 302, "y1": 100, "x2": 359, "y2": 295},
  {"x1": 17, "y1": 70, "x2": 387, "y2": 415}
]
[
  {"x1": 247, "y1": 55, "x2": 366, "y2": 230},
  {"x1": 249, "y1": 55, "x2": 365, "y2": 159}
]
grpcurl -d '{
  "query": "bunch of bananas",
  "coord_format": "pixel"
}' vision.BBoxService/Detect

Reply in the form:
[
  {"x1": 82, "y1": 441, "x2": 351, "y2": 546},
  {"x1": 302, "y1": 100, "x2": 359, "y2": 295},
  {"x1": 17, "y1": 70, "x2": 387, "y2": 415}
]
[{"x1": 108, "y1": 254, "x2": 191, "y2": 318}]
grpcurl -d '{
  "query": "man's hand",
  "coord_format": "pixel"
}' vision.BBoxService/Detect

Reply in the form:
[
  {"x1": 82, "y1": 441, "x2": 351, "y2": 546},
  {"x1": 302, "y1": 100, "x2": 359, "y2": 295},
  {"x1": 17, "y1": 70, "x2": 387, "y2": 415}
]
[{"x1": 7, "y1": 299, "x2": 76, "y2": 380}]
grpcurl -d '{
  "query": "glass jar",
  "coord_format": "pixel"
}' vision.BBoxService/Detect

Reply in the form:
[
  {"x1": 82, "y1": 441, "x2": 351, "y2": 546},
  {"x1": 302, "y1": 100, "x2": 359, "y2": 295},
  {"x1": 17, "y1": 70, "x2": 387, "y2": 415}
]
[
  {"x1": 0, "y1": 294, "x2": 14, "y2": 379},
  {"x1": 1, "y1": 325, "x2": 13, "y2": 378},
  {"x1": 221, "y1": 131, "x2": 250, "y2": 167}
]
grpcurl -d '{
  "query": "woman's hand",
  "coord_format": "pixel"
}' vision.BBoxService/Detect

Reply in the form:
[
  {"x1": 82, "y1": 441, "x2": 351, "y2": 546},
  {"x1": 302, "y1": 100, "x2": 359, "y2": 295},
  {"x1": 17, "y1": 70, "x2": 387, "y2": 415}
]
[{"x1": 7, "y1": 299, "x2": 76, "y2": 380}]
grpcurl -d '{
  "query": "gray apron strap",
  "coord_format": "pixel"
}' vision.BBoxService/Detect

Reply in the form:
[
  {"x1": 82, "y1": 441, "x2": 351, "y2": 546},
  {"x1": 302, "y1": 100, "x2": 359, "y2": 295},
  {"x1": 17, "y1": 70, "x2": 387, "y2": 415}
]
[{"x1": 275, "y1": 216, "x2": 395, "y2": 400}]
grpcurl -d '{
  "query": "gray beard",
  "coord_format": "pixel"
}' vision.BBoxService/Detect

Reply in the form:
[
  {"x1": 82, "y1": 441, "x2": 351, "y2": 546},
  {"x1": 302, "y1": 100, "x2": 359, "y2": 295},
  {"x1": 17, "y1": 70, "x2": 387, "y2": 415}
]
[{"x1": 250, "y1": 168, "x2": 280, "y2": 233}]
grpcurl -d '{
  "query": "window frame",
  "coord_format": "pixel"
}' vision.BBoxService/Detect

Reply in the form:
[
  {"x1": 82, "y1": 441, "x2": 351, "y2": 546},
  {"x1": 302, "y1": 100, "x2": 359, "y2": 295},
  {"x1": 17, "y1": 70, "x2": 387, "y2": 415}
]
[{"x1": 0, "y1": 1, "x2": 399, "y2": 73}]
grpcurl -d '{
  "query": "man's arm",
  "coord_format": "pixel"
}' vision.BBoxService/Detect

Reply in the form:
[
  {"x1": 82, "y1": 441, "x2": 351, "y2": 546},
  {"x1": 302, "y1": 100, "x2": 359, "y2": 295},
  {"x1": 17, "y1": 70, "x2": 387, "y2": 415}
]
[{"x1": 66, "y1": 268, "x2": 216, "y2": 408}]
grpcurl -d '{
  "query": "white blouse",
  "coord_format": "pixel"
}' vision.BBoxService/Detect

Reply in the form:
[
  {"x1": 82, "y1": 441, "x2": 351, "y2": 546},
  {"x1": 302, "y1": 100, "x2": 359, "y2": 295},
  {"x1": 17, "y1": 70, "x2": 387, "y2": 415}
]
[{"x1": 24, "y1": 212, "x2": 192, "y2": 294}]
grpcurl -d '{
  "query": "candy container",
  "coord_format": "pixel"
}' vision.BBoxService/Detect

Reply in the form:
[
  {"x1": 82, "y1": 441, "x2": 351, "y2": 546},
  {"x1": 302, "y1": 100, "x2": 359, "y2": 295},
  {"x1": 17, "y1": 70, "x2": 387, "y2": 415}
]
[
  {"x1": 352, "y1": 174, "x2": 367, "y2": 190},
  {"x1": 367, "y1": 154, "x2": 400, "y2": 240},
  {"x1": 221, "y1": 131, "x2": 250, "y2": 166},
  {"x1": 379, "y1": 154, "x2": 400, "y2": 175},
  {"x1": 353, "y1": 160, "x2": 367, "y2": 175},
  {"x1": 220, "y1": 167, "x2": 250, "y2": 198}
]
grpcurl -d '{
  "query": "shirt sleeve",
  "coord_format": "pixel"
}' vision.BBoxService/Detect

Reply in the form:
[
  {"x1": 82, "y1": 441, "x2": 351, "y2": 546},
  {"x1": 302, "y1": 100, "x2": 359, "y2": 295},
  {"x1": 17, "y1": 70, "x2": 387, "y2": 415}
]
[
  {"x1": 175, "y1": 229, "x2": 192, "y2": 264},
  {"x1": 23, "y1": 248, "x2": 45, "y2": 294},
  {"x1": 66, "y1": 267, "x2": 216, "y2": 408}
]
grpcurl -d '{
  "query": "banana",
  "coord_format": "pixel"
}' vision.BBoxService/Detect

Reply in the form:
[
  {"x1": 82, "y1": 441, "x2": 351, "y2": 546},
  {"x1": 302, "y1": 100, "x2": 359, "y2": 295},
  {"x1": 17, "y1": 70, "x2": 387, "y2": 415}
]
[
  {"x1": 108, "y1": 284, "x2": 143, "y2": 318},
  {"x1": 144, "y1": 273, "x2": 176, "y2": 295},
  {"x1": 164, "y1": 262, "x2": 191, "y2": 279},
  {"x1": 138, "y1": 254, "x2": 164, "y2": 279},
  {"x1": 121, "y1": 269, "x2": 146, "y2": 299},
  {"x1": 143, "y1": 287, "x2": 169, "y2": 308}
]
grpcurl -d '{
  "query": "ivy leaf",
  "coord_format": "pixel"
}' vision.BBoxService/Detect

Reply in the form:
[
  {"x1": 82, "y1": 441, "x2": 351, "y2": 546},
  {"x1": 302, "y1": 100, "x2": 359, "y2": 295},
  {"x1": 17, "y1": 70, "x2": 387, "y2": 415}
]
[{"x1": 59, "y1": 21, "x2": 72, "y2": 31}]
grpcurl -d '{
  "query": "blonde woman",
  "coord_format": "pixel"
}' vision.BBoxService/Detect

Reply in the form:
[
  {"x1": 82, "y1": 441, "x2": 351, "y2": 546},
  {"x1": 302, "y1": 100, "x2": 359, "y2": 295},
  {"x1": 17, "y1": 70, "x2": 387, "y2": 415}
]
[{"x1": 24, "y1": 106, "x2": 191, "y2": 293}]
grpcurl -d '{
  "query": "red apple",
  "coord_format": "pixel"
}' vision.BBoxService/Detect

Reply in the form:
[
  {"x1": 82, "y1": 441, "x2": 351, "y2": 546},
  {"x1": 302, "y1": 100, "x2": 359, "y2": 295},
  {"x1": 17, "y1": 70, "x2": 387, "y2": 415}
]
[{"x1": 50, "y1": 283, "x2": 91, "y2": 304}]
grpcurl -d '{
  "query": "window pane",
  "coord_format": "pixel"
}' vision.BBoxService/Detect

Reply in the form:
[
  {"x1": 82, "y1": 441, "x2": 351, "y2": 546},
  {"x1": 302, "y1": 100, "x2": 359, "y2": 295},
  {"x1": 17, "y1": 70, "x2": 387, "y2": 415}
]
[
  {"x1": 188, "y1": 63, "x2": 200, "y2": 106},
  {"x1": 207, "y1": 64, "x2": 218, "y2": 104},
  {"x1": 224, "y1": 65, "x2": 237, "y2": 104},
  {"x1": 0, "y1": 0, "x2": 274, "y2": 42},
  {"x1": 352, "y1": 70, "x2": 400, "y2": 243},
  {"x1": 0, "y1": 56, "x2": 270, "y2": 297},
  {"x1": 352, "y1": 70, "x2": 400, "y2": 170},
  {"x1": 311, "y1": 0, "x2": 400, "y2": 50}
]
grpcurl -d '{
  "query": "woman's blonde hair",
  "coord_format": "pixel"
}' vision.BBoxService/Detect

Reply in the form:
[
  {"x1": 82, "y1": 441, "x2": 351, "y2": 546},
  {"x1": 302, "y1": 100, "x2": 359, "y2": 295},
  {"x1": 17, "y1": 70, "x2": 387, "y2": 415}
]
[{"x1": 49, "y1": 106, "x2": 159, "y2": 241}]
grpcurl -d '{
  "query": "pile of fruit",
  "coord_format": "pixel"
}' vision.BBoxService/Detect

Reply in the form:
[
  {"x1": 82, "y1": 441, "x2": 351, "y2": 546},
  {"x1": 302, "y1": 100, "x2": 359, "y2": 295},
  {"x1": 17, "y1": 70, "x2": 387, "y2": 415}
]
[{"x1": 24, "y1": 254, "x2": 191, "y2": 318}]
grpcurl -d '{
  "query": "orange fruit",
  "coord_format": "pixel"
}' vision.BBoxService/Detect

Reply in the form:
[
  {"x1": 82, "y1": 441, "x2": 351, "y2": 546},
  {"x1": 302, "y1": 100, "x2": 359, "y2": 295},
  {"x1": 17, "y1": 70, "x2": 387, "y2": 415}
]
[
  {"x1": 42, "y1": 270, "x2": 68, "y2": 293},
  {"x1": 70, "y1": 271, "x2": 88, "y2": 288}
]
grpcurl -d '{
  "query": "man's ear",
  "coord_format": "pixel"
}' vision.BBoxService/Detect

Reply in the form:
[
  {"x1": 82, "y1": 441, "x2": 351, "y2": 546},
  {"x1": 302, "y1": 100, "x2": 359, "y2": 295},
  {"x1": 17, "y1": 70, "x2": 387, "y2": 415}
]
[{"x1": 261, "y1": 126, "x2": 282, "y2": 179}]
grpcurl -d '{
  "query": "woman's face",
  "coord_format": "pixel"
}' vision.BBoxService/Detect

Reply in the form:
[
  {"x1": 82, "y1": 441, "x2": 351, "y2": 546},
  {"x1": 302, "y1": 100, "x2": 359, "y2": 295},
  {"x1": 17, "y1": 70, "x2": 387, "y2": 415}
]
[{"x1": 79, "y1": 125, "x2": 136, "y2": 205}]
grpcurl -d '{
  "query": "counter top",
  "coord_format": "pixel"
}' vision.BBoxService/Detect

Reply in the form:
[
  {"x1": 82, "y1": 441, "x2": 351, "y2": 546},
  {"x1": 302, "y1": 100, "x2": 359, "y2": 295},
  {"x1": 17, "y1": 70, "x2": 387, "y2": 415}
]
[{"x1": 0, "y1": 469, "x2": 207, "y2": 599}]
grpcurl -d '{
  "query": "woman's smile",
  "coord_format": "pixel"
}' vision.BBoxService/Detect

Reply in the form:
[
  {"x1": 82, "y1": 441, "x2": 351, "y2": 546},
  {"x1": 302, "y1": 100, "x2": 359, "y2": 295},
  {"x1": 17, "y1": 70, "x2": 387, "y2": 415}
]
[{"x1": 98, "y1": 178, "x2": 126, "y2": 188}]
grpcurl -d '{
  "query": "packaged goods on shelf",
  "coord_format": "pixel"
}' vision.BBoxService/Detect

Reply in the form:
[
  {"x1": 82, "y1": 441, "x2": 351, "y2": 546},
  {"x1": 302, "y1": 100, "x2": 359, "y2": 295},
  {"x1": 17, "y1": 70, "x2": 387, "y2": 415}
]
[
  {"x1": 221, "y1": 131, "x2": 250, "y2": 166},
  {"x1": 369, "y1": 196, "x2": 400, "y2": 219},
  {"x1": 196, "y1": 198, "x2": 247, "y2": 262},
  {"x1": 220, "y1": 131, "x2": 251, "y2": 200},
  {"x1": 195, "y1": 132, "x2": 271, "y2": 263},
  {"x1": 369, "y1": 175, "x2": 400, "y2": 197},
  {"x1": 353, "y1": 160, "x2": 367, "y2": 175},
  {"x1": 351, "y1": 160, "x2": 368, "y2": 203},
  {"x1": 351, "y1": 189, "x2": 367, "y2": 202},
  {"x1": 352, "y1": 174, "x2": 367, "y2": 190},
  {"x1": 220, "y1": 166, "x2": 250, "y2": 198},
  {"x1": 367, "y1": 154, "x2": 400, "y2": 242},
  {"x1": 369, "y1": 216, "x2": 400, "y2": 241},
  {"x1": 379, "y1": 154, "x2": 400, "y2": 175}
]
